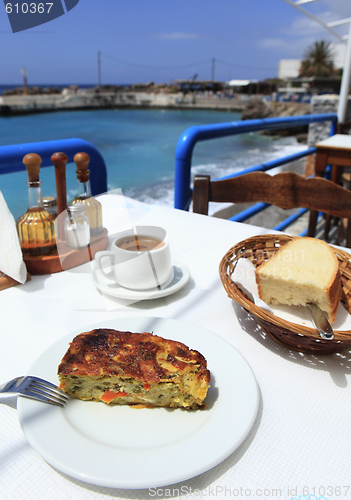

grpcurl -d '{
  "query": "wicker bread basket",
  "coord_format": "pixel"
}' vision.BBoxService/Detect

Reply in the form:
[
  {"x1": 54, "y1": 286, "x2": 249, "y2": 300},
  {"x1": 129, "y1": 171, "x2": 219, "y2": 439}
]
[{"x1": 219, "y1": 234, "x2": 351, "y2": 354}]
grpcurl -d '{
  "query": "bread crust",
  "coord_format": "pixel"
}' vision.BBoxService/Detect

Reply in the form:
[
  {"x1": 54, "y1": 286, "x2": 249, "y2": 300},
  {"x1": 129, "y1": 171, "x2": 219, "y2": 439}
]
[
  {"x1": 327, "y1": 271, "x2": 342, "y2": 322},
  {"x1": 58, "y1": 329, "x2": 210, "y2": 409}
]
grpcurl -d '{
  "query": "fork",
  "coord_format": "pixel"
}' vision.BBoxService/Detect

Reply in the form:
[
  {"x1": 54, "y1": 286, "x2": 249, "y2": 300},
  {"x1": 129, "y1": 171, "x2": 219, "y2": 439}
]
[{"x1": 0, "y1": 376, "x2": 68, "y2": 407}]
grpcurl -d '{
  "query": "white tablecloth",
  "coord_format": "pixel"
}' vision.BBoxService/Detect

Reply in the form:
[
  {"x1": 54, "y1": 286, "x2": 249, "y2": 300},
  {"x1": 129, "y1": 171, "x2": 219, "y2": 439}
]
[{"x1": 1, "y1": 194, "x2": 350, "y2": 500}]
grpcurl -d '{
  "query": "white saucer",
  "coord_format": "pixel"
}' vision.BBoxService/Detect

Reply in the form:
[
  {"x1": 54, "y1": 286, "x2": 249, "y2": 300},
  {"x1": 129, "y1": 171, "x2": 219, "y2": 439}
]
[{"x1": 91, "y1": 261, "x2": 190, "y2": 300}]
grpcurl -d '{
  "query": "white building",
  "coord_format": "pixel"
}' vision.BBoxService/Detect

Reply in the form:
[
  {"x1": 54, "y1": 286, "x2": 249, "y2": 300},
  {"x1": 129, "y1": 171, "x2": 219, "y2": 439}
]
[
  {"x1": 331, "y1": 43, "x2": 346, "y2": 69},
  {"x1": 278, "y1": 60, "x2": 301, "y2": 80}
]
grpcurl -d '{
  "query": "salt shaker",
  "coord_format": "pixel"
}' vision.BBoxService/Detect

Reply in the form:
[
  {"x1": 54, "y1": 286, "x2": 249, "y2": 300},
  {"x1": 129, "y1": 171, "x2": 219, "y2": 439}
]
[
  {"x1": 43, "y1": 196, "x2": 58, "y2": 216},
  {"x1": 64, "y1": 204, "x2": 90, "y2": 249}
]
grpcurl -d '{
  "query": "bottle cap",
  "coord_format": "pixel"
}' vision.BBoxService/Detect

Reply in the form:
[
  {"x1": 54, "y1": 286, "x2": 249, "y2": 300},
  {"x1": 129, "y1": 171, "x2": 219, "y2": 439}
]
[
  {"x1": 23, "y1": 153, "x2": 42, "y2": 182},
  {"x1": 43, "y1": 196, "x2": 57, "y2": 208},
  {"x1": 74, "y1": 152, "x2": 91, "y2": 183},
  {"x1": 67, "y1": 204, "x2": 86, "y2": 215}
]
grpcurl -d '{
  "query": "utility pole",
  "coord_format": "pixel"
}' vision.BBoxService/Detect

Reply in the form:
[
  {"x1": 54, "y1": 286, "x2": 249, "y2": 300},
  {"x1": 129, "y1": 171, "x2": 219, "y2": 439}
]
[
  {"x1": 21, "y1": 67, "x2": 28, "y2": 95},
  {"x1": 211, "y1": 58, "x2": 215, "y2": 81},
  {"x1": 98, "y1": 51, "x2": 101, "y2": 88}
]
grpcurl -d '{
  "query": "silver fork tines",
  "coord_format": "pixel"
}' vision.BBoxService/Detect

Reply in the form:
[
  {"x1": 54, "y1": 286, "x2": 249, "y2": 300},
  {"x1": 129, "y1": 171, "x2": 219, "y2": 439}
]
[{"x1": 0, "y1": 376, "x2": 68, "y2": 407}]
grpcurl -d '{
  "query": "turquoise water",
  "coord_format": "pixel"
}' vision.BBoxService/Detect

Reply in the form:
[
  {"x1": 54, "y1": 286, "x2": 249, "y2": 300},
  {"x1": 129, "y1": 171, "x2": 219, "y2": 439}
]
[{"x1": 0, "y1": 108, "x2": 306, "y2": 219}]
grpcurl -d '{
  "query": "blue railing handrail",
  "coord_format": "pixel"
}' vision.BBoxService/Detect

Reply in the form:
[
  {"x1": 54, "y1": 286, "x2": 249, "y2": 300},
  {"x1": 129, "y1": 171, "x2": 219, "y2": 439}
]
[
  {"x1": 0, "y1": 138, "x2": 107, "y2": 196},
  {"x1": 174, "y1": 113, "x2": 338, "y2": 210}
]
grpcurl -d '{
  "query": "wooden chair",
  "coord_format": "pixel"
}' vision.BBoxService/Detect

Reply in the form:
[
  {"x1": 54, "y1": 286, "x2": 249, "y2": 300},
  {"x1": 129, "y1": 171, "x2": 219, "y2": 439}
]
[
  {"x1": 337, "y1": 121, "x2": 351, "y2": 135},
  {"x1": 192, "y1": 171, "x2": 351, "y2": 247}
]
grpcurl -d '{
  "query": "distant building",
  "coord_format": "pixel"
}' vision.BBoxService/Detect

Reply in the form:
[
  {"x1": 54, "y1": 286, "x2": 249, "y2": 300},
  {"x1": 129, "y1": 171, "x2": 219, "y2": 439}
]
[
  {"x1": 226, "y1": 79, "x2": 253, "y2": 88},
  {"x1": 278, "y1": 60, "x2": 301, "y2": 80},
  {"x1": 330, "y1": 43, "x2": 346, "y2": 69},
  {"x1": 285, "y1": 76, "x2": 341, "y2": 94},
  {"x1": 170, "y1": 79, "x2": 224, "y2": 93},
  {"x1": 226, "y1": 79, "x2": 276, "y2": 95}
]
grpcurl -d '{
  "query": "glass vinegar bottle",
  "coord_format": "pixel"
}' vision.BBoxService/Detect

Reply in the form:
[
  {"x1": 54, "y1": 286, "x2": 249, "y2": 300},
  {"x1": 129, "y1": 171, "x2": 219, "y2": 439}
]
[
  {"x1": 69, "y1": 152, "x2": 103, "y2": 237},
  {"x1": 16, "y1": 153, "x2": 56, "y2": 256}
]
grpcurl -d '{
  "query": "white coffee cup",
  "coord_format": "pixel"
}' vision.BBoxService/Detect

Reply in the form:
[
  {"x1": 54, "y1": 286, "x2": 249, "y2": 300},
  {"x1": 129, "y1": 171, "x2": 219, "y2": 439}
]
[{"x1": 94, "y1": 226, "x2": 173, "y2": 290}]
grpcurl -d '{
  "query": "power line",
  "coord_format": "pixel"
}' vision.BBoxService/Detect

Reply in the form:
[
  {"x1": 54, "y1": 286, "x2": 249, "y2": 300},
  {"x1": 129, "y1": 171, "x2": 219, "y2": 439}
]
[
  {"x1": 101, "y1": 52, "x2": 278, "y2": 77},
  {"x1": 101, "y1": 52, "x2": 211, "y2": 71}
]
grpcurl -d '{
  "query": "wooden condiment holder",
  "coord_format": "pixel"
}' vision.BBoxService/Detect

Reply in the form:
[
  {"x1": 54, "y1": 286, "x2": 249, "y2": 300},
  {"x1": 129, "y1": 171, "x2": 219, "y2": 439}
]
[
  {"x1": 22, "y1": 151, "x2": 109, "y2": 275},
  {"x1": 0, "y1": 271, "x2": 31, "y2": 291},
  {"x1": 23, "y1": 229, "x2": 109, "y2": 275}
]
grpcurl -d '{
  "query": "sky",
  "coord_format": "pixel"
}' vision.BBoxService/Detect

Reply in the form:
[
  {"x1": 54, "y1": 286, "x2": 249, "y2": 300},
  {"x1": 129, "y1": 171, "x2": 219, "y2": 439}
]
[{"x1": 0, "y1": 0, "x2": 350, "y2": 86}]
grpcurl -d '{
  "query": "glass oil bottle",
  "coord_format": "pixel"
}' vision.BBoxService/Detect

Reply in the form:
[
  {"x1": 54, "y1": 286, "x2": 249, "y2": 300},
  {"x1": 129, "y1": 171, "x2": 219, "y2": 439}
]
[{"x1": 16, "y1": 153, "x2": 56, "y2": 256}]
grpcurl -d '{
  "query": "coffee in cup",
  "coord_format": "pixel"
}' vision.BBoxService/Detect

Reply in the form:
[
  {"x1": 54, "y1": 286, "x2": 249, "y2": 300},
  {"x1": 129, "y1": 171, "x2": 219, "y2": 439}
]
[
  {"x1": 115, "y1": 235, "x2": 165, "y2": 252},
  {"x1": 94, "y1": 226, "x2": 173, "y2": 290}
]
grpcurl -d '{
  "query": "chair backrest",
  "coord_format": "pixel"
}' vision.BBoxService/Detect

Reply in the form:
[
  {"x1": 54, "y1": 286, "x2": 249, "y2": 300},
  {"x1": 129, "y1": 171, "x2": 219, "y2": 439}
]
[
  {"x1": 193, "y1": 171, "x2": 351, "y2": 217},
  {"x1": 192, "y1": 171, "x2": 351, "y2": 245}
]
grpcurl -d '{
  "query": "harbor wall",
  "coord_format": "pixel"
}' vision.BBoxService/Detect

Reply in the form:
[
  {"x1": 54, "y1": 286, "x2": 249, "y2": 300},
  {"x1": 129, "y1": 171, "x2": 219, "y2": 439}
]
[{"x1": 0, "y1": 89, "x2": 245, "y2": 115}]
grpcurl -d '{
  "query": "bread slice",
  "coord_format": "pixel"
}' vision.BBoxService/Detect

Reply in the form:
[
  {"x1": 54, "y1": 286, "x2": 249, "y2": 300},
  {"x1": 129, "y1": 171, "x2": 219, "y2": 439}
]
[
  {"x1": 58, "y1": 328, "x2": 210, "y2": 409},
  {"x1": 255, "y1": 237, "x2": 341, "y2": 322}
]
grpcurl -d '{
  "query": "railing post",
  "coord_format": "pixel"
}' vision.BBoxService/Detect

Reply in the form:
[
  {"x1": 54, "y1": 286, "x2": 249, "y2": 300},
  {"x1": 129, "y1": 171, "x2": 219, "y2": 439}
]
[
  {"x1": 174, "y1": 156, "x2": 192, "y2": 210},
  {"x1": 174, "y1": 126, "x2": 198, "y2": 210}
]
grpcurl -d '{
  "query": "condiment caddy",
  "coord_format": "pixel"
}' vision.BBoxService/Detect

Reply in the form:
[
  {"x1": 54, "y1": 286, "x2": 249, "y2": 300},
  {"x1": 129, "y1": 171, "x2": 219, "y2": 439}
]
[{"x1": 17, "y1": 151, "x2": 108, "y2": 275}]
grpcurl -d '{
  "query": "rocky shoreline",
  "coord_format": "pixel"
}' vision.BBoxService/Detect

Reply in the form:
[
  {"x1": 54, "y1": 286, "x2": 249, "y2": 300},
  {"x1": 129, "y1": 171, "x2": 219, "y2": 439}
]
[
  {"x1": 0, "y1": 86, "x2": 311, "y2": 120},
  {"x1": 240, "y1": 97, "x2": 311, "y2": 140}
]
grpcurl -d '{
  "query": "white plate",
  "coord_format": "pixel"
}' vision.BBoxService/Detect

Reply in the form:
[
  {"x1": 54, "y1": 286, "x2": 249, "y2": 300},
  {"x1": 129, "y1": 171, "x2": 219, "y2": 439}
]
[
  {"x1": 18, "y1": 317, "x2": 259, "y2": 489},
  {"x1": 91, "y1": 262, "x2": 190, "y2": 300}
]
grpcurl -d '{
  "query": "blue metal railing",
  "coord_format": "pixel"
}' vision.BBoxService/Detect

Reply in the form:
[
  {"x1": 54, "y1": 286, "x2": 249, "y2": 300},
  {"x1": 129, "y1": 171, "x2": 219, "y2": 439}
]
[
  {"x1": 0, "y1": 138, "x2": 107, "y2": 196},
  {"x1": 174, "y1": 113, "x2": 338, "y2": 212}
]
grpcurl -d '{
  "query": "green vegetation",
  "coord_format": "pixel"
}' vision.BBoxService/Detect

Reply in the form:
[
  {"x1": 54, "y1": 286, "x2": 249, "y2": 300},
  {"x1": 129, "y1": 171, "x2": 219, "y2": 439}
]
[{"x1": 299, "y1": 40, "x2": 336, "y2": 78}]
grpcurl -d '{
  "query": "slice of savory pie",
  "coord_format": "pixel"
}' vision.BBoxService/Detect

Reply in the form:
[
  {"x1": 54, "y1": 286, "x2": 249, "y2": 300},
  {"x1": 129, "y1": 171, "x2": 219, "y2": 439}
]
[{"x1": 58, "y1": 328, "x2": 210, "y2": 409}]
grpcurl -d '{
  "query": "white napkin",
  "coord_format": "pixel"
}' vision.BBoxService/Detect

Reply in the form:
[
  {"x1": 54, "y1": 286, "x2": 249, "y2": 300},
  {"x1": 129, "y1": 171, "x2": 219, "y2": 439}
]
[
  {"x1": 232, "y1": 258, "x2": 273, "y2": 313},
  {"x1": 232, "y1": 257, "x2": 351, "y2": 330},
  {"x1": 0, "y1": 191, "x2": 27, "y2": 283}
]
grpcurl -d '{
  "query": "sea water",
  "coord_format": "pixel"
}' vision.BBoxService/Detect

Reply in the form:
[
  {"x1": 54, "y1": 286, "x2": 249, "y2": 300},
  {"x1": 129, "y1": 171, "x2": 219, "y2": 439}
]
[{"x1": 0, "y1": 108, "x2": 306, "y2": 219}]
